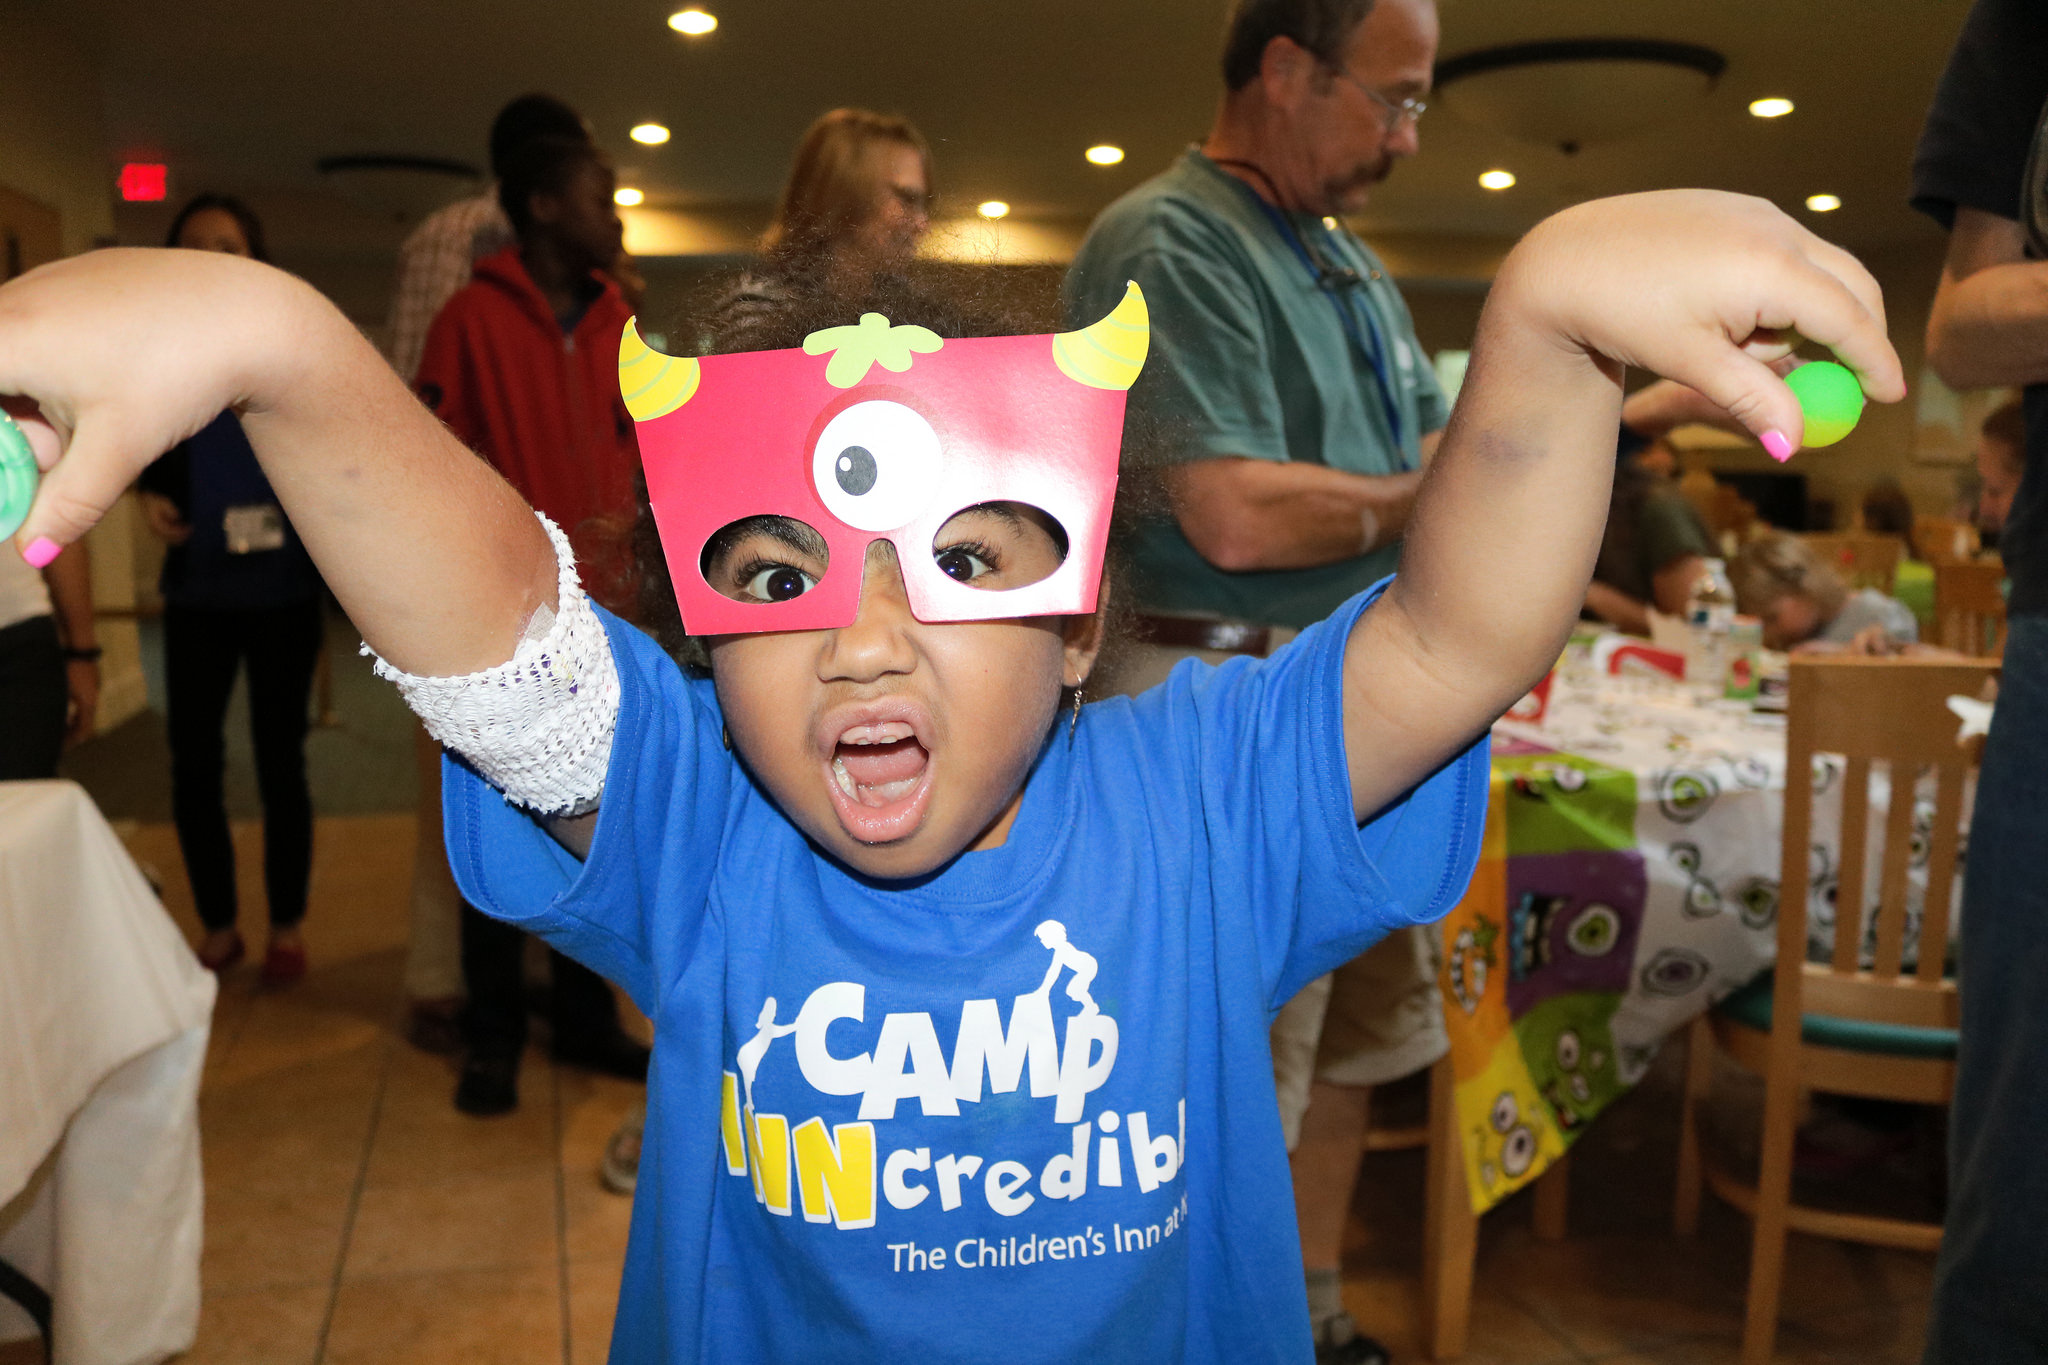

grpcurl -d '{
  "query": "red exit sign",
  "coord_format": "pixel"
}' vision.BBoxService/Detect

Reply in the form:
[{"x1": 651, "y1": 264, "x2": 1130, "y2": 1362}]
[{"x1": 119, "y1": 163, "x2": 167, "y2": 202}]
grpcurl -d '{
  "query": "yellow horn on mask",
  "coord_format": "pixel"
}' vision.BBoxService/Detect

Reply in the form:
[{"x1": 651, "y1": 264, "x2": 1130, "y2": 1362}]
[
  {"x1": 1052, "y1": 281, "x2": 1149, "y2": 391},
  {"x1": 619, "y1": 317, "x2": 701, "y2": 421}
]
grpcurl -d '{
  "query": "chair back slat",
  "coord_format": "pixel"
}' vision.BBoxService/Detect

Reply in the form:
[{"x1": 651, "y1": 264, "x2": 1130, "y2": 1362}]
[
  {"x1": 1778, "y1": 687, "x2": 1818, "y2": 991},
  {"x1": 1803, "y1": 968, "x2": 1957, "y2": 1029},
  {"x1": 1917, "y1": 764, "x2": 1967, "y2": 985},
  {"x1": 1832, "y1": 756, "x2": 1873, "y2": 976},
  {"x1": 1869, "y1": 767, "x2": 1919, "y2": 980},
  {"x1": 1802, "y1": 660, "x2": 2003, "y2": 763},
  {"x1": 1784, "y1": 657, "x2": 1997, "y2": 1027},
  {"x1": 1800, "y1": 533, "x2": 1904, "y2": 595},
  {"x1": 1935, "y1": 561, "x2": 2008, "y2": 657}
]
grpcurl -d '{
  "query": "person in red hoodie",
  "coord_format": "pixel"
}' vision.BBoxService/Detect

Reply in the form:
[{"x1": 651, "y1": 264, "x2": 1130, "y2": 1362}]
[{"x1": 417, "y1": 132, "x2": 649, "y2": 1115}]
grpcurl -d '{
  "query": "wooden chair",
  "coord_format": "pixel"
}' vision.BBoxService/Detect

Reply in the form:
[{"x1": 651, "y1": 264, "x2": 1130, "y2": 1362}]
[
  {"x1": 1673, "y1": 654, "x2": 1996, "y2": 1365},
  {"x1": 1913, "y1": 515, "x2": 1979, "y2": 565},
  {"x1": 1935, "y1": 560, "x2": 2008, "y2": 657},
  {"x1": 1798, "y1": 532, "x2": 1904, "y2": 595}
]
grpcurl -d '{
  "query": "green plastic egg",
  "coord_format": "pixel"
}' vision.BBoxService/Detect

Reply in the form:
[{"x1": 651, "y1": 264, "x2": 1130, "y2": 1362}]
[
  {"x1": 0, "y1": 413, "x2": 37, "y2": 543},
  {"x1": 1786, "y1": 360, "x2": 1864, "y2": 448}
]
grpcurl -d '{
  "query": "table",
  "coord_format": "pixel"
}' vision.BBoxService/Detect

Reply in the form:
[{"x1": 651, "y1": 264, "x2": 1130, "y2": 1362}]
[
  {"x1": 1433, "y1": 663, "x2": 1962, "y2": 1216},
  {"x1": 0, "y1": 781, "x2": 215, "y2": 1364}
]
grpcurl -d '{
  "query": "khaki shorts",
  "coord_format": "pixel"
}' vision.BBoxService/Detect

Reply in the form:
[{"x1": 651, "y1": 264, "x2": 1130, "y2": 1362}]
[
  {"x1": 1270, "y1": 925, "x2": 1448, "y2": 1151},
  {"x1": 1092, "y1": 634, "x2": 1448, "y2": 1152}
]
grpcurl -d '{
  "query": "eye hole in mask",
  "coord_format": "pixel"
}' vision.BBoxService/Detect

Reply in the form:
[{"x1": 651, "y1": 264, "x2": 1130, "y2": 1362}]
[
  {"x1": 811, "y1": 400, "x2": 943, "y2": 533},
  {"x1": 928, "y1": 501, "x2": 1069, "y2": 592},
  {"x1": 701, "y1": 515, "x2": 832, "y2": 605}
]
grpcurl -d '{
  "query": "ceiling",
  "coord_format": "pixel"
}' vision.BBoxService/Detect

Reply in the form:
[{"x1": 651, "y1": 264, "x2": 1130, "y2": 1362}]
[{"x1": 52, "y1": 0, "x2": 1971, "y2": 263}]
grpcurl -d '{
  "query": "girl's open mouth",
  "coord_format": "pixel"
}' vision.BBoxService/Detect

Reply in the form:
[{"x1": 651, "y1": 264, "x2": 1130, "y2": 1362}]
[{"x1": 822, "y1": 722, "x2": 934, "y2": 843}]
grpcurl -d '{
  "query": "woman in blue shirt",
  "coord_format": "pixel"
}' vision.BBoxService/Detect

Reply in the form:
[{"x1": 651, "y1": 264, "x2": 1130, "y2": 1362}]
[{"x1": 137, "y1": 195, "x2": 325, "y2": 983}]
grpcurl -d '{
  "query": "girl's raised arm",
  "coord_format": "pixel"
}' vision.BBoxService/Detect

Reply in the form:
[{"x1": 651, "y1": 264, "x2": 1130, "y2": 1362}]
[
  {"x1": 1, "y1": 248, "x2": 554, "y2": 678},
  {"x1": 1339, "y1": 190, "x2": 1906, "y2": 823}
]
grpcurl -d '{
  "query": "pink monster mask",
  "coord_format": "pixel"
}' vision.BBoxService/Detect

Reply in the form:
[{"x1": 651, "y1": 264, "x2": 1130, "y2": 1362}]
[{"x1": 620, "y1": 282, "x2": 1148, "y2": 635}]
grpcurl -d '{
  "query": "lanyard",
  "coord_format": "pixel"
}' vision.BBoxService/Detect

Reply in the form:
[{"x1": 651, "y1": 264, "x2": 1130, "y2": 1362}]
[{"x1": 1216, "y1": 166, "x2": 1412, "y2": 464}]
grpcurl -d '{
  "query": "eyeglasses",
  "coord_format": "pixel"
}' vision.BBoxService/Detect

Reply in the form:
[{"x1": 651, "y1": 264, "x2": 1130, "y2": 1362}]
[{"x1": 1324, "y1": 67, "x2": 1428, "y2": 133}]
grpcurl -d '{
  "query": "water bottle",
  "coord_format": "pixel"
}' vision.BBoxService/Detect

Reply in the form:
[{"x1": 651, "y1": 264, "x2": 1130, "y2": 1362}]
[{"x1": 1685, "y1": 558, "x2": 1736, "y2": 701}]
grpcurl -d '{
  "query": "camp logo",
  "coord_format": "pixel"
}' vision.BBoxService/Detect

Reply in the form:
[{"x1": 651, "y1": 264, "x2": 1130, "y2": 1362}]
[{"x1": 718, "y1": 921, "x2": 1187, "y2": 1241}]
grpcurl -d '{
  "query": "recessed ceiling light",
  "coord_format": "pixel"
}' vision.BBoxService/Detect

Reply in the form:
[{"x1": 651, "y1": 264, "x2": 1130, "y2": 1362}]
[
  {"x1": 1085, "y1": 144, "x2": 1125, "y2": 166},
  {"x1": 1478, "y1": 169, "x2": 1516, "y2": 190},
  {"x1": 1749, "y1": 97, "x2": 1794, "y2": 119},
  {"x1": 668, "y1": 8, "x2": 717, "y2": 35},
  {"x1": 978, "y1": 200, "x2": 1010, "y2": 219},
  {"x1": 614, "y1": 187, "x2": 645, "y2": 207},
  {"x1": 1805, "y1": 193, "x2": 1841, "y2": 213},
  {"x1": 630, "y1": 123, "x2": 671, "y2": 146}
]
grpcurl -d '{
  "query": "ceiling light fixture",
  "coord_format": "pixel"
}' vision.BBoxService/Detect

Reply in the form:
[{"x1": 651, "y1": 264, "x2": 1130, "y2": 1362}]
[
  {"x1": 978, "y1": 200, "x2": 1010, "y2": 219},
  {"x1": 1434, "y1": 39, "x2": 1725, "y2": 156},
  {"x1": 668, "y1": 8, "x2": 717, "y2": 36},
  {"x1": 1085, "y1": 144, "x2": 1125, "y2": 166},
  {"x1": 1478, "y1": 169, "x2": 1516, "y2": 190},
  {"x1": 614, "y1": 187, "x2": 645, "y2": 207},
  {"x1": 1805, "y1": 193, "x2": 1841, "y2": 213},
  {"x1": 1749, "y1": 97, "x2": 1795, "y2": 119},
  {"x1": 630, "y1": 123, "x2": 671, "y2": 146}
]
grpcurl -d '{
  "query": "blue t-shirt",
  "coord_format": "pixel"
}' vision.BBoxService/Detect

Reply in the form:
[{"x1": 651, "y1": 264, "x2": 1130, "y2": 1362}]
[{"x1": 444, "y1": 586, "x2": 1487, "y2": 1364}]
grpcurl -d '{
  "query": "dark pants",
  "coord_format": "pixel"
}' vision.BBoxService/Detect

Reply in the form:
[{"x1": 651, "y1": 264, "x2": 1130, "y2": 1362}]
[
  {"x1": 459, "y1": 904, "x2": 622, "y2": 1059},
  {"x1": 1924, "y1": 614, "x2": 2048, "y2": 1364},
  {"x1": 0, "y1": 615, "x2": 67, "y2": 781},
  {"x1": 164, "y1": 601, "x2": 323, "y2": 933}
]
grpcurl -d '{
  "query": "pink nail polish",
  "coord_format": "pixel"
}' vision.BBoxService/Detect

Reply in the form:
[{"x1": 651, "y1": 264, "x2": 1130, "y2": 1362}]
[
  {"x1": 22, "y1": 537, "x2": 60, "y2": 568},
  {"x1": 1761, "y1": 429, "x2": 1795, "y2": 463}
]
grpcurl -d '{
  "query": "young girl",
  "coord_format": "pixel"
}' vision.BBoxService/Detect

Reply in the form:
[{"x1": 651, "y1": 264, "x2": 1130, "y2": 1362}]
[
  {"x1": 0, "y1": 190, "x2": 1900, "y2": 1362},
  {"x1": 1730, "y1": 530, "x2": 1923, "y2": 653}
]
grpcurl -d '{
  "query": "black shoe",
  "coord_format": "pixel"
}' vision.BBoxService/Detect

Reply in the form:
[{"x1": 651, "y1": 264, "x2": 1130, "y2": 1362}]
[
  {"x1": 454, "y1": 1050, "x2": 520, "y2": 1116},
  {"x1": 553, "y1": 1028, "x2": 651, "y2": 1082},
  {"x1": 1314, "y1": 1314, "x2": 1390, "y2": 1365}
]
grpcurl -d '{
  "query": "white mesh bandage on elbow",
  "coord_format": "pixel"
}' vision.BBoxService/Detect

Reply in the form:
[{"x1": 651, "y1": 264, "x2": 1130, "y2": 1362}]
[{"x1": 366, "y1": 513, "x2": 620, "y2": 816}]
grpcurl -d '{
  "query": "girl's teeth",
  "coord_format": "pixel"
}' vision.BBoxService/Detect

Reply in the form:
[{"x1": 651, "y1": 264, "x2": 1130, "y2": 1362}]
[{"x1": 833, "y1": 757, "x2": 855, "y2": 798}]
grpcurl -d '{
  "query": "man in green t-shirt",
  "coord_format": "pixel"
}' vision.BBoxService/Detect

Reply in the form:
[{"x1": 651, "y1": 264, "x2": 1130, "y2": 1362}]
[{"x1": 1063, "y1": 2, "x2": 1446, "y2": 1360}]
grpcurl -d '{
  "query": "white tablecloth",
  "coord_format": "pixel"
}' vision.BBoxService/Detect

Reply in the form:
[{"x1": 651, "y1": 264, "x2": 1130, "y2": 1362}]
[{"x1": 0, "y1": 781, "x2": 215, "y2": 1364}]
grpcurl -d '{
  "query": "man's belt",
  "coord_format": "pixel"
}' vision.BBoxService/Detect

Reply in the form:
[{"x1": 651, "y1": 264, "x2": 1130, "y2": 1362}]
[{"x1": 1130, "y1": 613, "x2": 1277, "y2": 658}]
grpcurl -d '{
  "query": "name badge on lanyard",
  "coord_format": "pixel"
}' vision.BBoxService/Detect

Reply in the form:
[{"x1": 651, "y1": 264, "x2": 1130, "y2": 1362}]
[{"x1": 224, "y1": 503, "x2": 287, "y2": 555}]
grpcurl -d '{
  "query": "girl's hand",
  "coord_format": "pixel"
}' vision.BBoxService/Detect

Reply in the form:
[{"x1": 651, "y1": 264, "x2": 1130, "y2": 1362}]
[
  {"x1": 1495, "y1": 190, "x2": 1906, "y2": 455},
  {"x1": 0, "y1": 248, "x2": 321, "y2": 562}
]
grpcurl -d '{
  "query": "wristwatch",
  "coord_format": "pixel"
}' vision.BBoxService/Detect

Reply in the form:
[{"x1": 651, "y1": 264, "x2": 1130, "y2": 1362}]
[{"x1": 63, "y1": 646, "x2": 103, "y2": 663}]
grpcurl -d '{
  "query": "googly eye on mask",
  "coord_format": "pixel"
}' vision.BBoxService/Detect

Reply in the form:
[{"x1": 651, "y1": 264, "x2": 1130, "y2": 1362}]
[{"x1": 622, "y1": 282, "x2": 1148, "y2": 635}]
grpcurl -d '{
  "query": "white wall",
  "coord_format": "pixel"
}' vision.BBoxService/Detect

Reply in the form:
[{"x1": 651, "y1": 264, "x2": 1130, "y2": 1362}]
[
  {"x1": 0, "y1": 4, "x2": 113, "y2": 256},
  {"x1": 0, "y1": 3, "x2": 148, "y2": 733}
]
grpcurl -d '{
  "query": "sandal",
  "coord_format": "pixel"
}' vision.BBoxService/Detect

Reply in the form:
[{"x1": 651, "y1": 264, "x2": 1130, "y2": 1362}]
[
  {"x1": 261, "y1": 939, "x2": 307, "y2": 986},
  {"x1": 197, "y1": 929, "x2": 245, "y2": 973}
]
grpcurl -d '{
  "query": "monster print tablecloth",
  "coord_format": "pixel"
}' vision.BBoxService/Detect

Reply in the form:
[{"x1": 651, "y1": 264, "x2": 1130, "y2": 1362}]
[{"x1": 1431, "y1": 670, "x2": 1935, "y2": 1214}]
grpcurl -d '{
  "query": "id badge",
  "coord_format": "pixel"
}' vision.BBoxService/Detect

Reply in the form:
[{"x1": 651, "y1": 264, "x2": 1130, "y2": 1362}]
[{"x1": 223, "y1": 503, "x2": 286, "y2": 555}]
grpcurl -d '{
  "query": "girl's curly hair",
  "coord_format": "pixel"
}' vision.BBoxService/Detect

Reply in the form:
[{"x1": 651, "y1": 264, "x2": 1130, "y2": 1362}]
[{"x1": 630, "y1": 263, "x2": 1168, "y2": 676}]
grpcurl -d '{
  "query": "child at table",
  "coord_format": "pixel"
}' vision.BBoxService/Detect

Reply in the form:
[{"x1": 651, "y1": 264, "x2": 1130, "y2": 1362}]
[
  {"x1": 1730, "y1": 531, "x2": 1925, "y2": 654},
  {"x1": 0, "y1": 190, "x2": 1900, "y2": 1362}
]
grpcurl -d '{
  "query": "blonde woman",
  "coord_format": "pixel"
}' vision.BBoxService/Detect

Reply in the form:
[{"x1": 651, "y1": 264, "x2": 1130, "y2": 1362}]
[{"x1": 714, "y1": 110, "x2": 933, "y2": 339}]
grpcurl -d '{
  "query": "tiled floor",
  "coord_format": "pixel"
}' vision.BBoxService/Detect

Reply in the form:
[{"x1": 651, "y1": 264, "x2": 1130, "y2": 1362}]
[
  {"x1": 63, "y1": 814, "x2": 638, "y2": 1365},
  {"x1": 5, "y1": 812, "x2": 1939, "y2": 1364}
]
